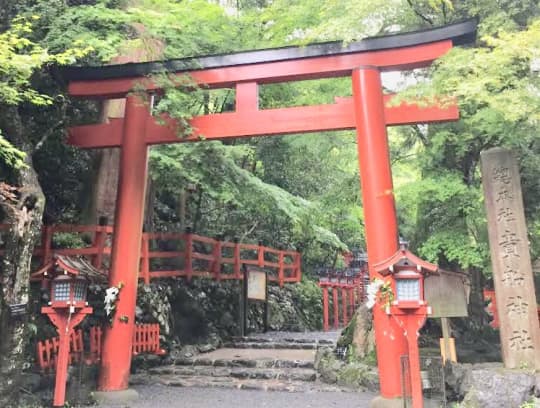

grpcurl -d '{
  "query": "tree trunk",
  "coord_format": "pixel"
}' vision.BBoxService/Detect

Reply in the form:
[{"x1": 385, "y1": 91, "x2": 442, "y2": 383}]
[
  {"x1": 0, "y1": 107, "x2": 45, "y2": 407},
  {"x1": 467, "y1": 266, "x2": 488, "y2": 328}
]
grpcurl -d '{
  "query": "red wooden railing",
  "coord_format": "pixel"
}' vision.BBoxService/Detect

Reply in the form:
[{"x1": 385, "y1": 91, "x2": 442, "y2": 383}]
[
  {"x1": 36, "y1": 324, "x2": 165, "y2": 372},
  {"x1": 0, "y1": 224, "x2": 301, "y2": 286}
]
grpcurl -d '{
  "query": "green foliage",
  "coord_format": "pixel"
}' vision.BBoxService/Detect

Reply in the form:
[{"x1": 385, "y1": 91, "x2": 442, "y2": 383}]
[
  {"x1": 0, "y1": 16, "x2": 91, "y2": 106},
  {"x1": 0, "y1": 131, "x2": 26, "y2": 169}
]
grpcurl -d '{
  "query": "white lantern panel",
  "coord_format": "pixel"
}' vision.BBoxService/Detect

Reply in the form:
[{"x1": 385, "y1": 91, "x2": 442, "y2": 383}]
[
  {"x1": 396, "y1": 279, "x2": 420, "y2": 301},
  {"x1": 53, "y1": 282, "x2": 71, "y2": 301}
]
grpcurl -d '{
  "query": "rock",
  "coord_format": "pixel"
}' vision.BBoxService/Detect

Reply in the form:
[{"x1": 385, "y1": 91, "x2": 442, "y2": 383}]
[
  {"x1": 20, "y1": 372, "x2": 41, "y2": 392},
  {"x1": 446, "y1": 362, "x2": 537, "y2": 408},
  {"x1": 198, "y1": 343, "x2": 216, "y2": 353}
]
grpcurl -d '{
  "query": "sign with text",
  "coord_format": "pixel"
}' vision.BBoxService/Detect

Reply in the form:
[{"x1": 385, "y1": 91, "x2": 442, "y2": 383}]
[
  {"x1": 481, "y1": 147, "x2": 540, "y2": 369},
  {"x1": 247, "y1": 269, "x2": 267, "y2": 301},
  {"x1": 425, "y1": 270, "x2": 469, "y2": 318}
]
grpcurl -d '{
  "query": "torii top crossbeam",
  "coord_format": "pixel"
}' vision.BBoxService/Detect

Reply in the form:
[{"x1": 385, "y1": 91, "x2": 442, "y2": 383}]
[{"x1": 62, "y1": 19, "x2": 476, "y2": 148}]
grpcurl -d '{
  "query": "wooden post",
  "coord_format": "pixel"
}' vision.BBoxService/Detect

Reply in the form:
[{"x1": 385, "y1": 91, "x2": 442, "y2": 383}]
[
  {"x1": 263, "y1": 270, "x2": 269, "y2": 333},
  {"x1": 233, "y1": 237, "x2": 241, "y2": 279},
  {"x1": 258, "y1": 240, "x2": 264, "y2": 268},
  {"x1": 41, "y1": 225, "x2": 54, "y2": 267},
  {"x1": 141, "y1": 234, "x2": 150, "y2": 285},
  {"x1": 322, "y1": 286, "x2": 329, "y2": 332},
  {"x1": 440, "y1": 317, "x2": 456, "y2": 363},
  {"x1": 342, "y1": 288, "x2": 348, "y2": 326},
  {"x1": 213, "y1": 235, "x2": 222, "y2": 281},
  {"x1": 184, "y1": 227, "x2": 193, "y2": 281},
  {"x1": 333, "y1": 288, "x2": 339, "y2": 329},
  {"x1": 92, "y1": 216, "x2": 108, "y2": 270},
  {"x1": 278, "y1": 250, "x2": 285, "y2": 287}
]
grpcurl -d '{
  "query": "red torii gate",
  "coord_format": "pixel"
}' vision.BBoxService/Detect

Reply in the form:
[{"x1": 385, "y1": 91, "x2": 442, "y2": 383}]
[{"x1": 59, "y1": 19, "x2": 476, "y2": 405}]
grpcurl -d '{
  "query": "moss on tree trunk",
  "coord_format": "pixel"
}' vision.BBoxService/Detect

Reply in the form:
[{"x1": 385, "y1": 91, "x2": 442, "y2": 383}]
[{"x1": 0, "y1": 107, "x2": 45, "y2": 407}]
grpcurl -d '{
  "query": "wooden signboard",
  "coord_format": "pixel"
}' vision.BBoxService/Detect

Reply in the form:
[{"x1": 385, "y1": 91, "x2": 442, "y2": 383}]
[
  {"x1": 425, "y1": 270, "x2": 469, "y2": 318},
  {"x1": 240, "y1": 265, "x2": 269, "y2": 336},
  {"x1": 248, "y1": 269, "x2": 267, "y2": 301}
]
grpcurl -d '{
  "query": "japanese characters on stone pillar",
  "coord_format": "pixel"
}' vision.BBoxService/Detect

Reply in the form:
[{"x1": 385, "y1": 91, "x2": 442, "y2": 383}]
[{"x1": 480, "y1": 147, "x2": 540, "y2": 369}]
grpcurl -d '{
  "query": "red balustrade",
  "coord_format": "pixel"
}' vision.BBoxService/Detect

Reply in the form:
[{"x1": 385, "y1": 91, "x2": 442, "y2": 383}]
[
  {"x1": 36, "y1": 324, "x2": 165, "y2": 372},
  {"x1": 0, "y1": 224, "x2": 301, "y2": 285},
  {"x1": 318, "y1": 267, "x2": 369, "y2": 331}
]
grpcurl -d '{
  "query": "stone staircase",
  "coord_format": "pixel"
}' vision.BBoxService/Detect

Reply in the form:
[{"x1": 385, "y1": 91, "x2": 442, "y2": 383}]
[{"x1": 131, "y1": 332, "x2": 348, "y2": 392}]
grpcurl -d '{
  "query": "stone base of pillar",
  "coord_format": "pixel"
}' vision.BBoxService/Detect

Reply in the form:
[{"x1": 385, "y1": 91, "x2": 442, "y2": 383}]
[
  {"x1": 369, "y1": 396, "x2": 404, "y2": 408},
  {"x1": 92, "y1": 389, "x2": 139, "y2": 405}
]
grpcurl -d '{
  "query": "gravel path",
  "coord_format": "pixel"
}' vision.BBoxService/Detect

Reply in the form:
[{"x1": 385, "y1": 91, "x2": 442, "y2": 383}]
[{"x1": 119, "y1": 384, "x2": 376, "y2": 408}]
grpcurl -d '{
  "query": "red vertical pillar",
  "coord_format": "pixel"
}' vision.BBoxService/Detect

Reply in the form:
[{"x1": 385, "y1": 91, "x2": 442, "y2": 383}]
[
  {"x1": 98, "y1": 95, "x2": 149, "y2": 391},
  {"x1": 322, "y1": 286, "x2": 329, "y2": 332},
  {"x1": 332, "y1": 288, "x2": 339, "y2": 330},
  {"x1": 352, "y1": 66, "x2": 408, "y2": 399},
  {"x1": 406, "y1": 316, "x2": 425, "y2": 408},
  {"x1": 341, "y1": 288, "x2": 348, "y2": 326}
]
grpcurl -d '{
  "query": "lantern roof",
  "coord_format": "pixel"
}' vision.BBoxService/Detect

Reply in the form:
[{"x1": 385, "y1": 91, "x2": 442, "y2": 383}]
[
  {"x1": 31, "y1": 254, "x2": 107, "y2": 283},
  {"x1": 373, "y1": 248, "x2": 438, "y2": 276}
]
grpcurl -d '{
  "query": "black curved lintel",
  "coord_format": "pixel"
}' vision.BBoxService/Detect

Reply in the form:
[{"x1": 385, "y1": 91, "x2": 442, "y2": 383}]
[{"x1": 59, "y1": 18, "x2": 477, "y2": 82}]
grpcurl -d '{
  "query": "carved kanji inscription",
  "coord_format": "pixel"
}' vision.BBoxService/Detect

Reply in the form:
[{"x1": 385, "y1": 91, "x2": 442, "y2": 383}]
[{"x1": 481, "y1": 148, "x2": 540, "y2": 369}]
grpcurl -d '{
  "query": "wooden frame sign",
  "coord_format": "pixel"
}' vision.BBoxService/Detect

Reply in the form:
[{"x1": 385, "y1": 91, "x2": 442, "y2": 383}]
[
  {"x1": 240, "y1": 265, "x2": 269, "y2": 336},
  {"x1": 248, "y1": 269, "x2": 267, "y2": 301}
]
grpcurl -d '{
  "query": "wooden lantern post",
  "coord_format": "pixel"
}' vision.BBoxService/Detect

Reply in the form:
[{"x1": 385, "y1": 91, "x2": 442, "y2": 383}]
[
  {"x1": 38, "y1": 257, "x2": 93, "y2": 407},
  {"x1": 373, "y1": 245, "x2": 438, "y2": 408}
]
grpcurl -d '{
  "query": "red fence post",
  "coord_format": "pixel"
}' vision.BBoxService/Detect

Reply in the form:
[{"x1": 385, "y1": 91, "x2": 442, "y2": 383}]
[
  {"x1": 141, "y1": 234, "x2": 150, "y2": 285},
  {"x1": 212, "y1": 235, "x2": 222, "y2": 280},
  {"x1": 40, "y1": 225, "x2": 54, "y2": 290},
  {"x1": 41, "y1": 225, "x2": 54, "y2": 267},
  {"x1": 295, "y1": 251, "x2": 302, "y2": 281},
  {"x1": 278, "y1": 250, "x2": 284, "y2": 287},
  {"x1": 92, "y1": 216, "x2": 109, "y2": 270},
  {"x1": 184, "y1": 227, "x2": 193, "y2": 282},
  {"x1": 258, "y1": 241, "x2": 264, "y2": 268},
  {"x1": 322, "y1": 286, "x2": 329, "y2": 332},
  {"x1": 342, "y1": 288, "x2": 348, "y2": 326},
  {"x1": 233, "y1": 237, "x2": 240, "y2": 279},
  {"x1": 332, "y1": 288, "x2": 339, "y2": 330}
]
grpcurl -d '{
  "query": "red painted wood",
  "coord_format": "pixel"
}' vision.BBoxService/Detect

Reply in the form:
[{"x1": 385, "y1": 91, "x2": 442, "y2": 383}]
[
  {"x1": 37, "y1": 324, "x2": 165, "y2": 372},
  {"x1": 67, "y1": 96, "x2": 458, "y2": 148},
  {"x1": 258, "y1": 243, "x2": 264, "y2": 268},
  {"x1": 184, "y1": 231, "x2": 193, "y2": 282},
  {"x1": 91, "y1": 227, "x2": 107, "y2": 270},
  {"x1": 322, "y1": 287, "x2": 329, "y2": 332},
  {"x1": 213, "y1": 238, "x2": 222, "y2": 280},
  {"x1": 332, "y1": 288, "x2": 339, "y2": 330},
  {"x1": 341, "y1": 288, "x2": 348, "y2": 326},
  {"x1": 233, "y1": 240, "x2": 241, "y2": 279},
  {"x1": 67, "y1": 41, "x2": 453, "y2": 98},
  {"x1": 141, "y1": 235, "x2": 150, "y2": 285},
  {"x1": 278, "y1": 252, "x2": 285, "y2": 287},
  {"x1": 352, "y1": 66, "x2": 407, "y2": 399},
  {"x1": 98, "y1": 95, "x2": 149, "y2": 392},
  {"x1": 236, "y1": 82, "x2": 259, "y2": 112}
]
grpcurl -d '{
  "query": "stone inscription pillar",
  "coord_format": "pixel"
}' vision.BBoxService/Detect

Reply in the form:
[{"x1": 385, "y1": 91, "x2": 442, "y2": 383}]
[{"x1": 480, "y1": 147, "x2": 540, "y2": 369}]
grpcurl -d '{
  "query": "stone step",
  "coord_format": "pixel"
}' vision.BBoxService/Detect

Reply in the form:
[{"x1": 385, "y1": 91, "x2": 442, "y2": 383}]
[
  {"x1": 149, "y1": 365, "x2": 317, "y2": 382},
  {"x1": 223, "y1": 341, "x2": 320, "y2": 350},
  {"x1": 131, "y1": 373, "x2": 352, "y2": 393},
  {"x1": 173, "y1": 356, "x2": 315, "y2": 369},
  {"x1": 232, "y1": 336, "x2": 335, "y2": 346}
]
